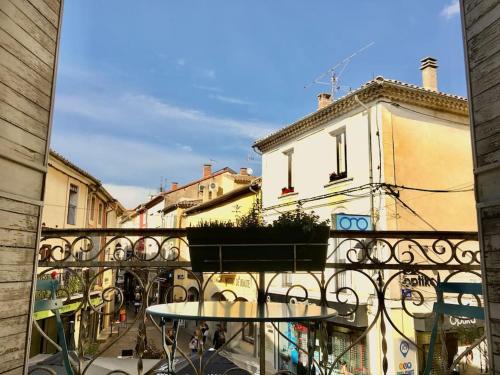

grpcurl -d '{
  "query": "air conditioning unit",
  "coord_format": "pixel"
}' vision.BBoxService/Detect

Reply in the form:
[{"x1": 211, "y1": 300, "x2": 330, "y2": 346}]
[{"x1": 208, "y1": 182, "x2": 218, "y2": 191}]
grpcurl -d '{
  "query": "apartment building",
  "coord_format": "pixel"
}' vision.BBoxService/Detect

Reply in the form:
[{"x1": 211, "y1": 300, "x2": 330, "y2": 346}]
[{"x1": 253, "y1": 58, "x2": 480, "y2": 374}]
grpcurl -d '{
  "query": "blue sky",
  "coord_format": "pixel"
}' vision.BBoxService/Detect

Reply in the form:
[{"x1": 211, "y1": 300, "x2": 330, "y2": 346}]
[{"x1": 50, "y1": 0, "x2": 465, "y2": 207}]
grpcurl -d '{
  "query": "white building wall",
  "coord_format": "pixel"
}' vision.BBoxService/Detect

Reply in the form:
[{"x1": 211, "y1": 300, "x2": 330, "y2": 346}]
[
  {"x1": 261, "y1": 103, "x2": 385, "y2": 226},
  {"x1": 260, "y1": 102, "x2": 387, "y2": 373}
]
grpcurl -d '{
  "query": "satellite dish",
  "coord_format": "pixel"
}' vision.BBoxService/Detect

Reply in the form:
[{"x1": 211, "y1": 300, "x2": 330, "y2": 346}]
[{"x1": 247, "y1": 168, "x2": 253, "y2": 176}]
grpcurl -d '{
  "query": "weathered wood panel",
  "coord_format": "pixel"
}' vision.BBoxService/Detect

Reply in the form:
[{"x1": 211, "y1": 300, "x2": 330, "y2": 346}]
[
  {"x1": 464, "y1": 2, "x2": 500, "y2": 40},
  {"x1": 0, "y1": 47, "x2": 52, "y2": 96},
  {"x1": 1, "y1": 1, "x2": 56, "y2": 54},
  {"x1": 0, "y1": 158, "x2": 44, "y2": 200},
  {"x1": 0, "y1": 10, "x2": 54, "y2": 67},
  {"x1": 0, "y1": 197, "x2": 39, "y2": 217},
  {"x1": 0, "y1": 210, "x2": 38, "y2": 232},
  {"x1": 0, "y1": 0, "x2": 62, "y2": 371},
  {"x1": 0, "y1": 367, "x2": 23, "y2": 375},
  {"x1": 27, "y1": 0, "x2": 59, "y2": 26},
  {"x1": 0, "y1": 64, "x2": 51, "y2": 111},
  {"x1": 9, "y1": 0, "x2": 57, "y2": 41},
  {"x1": 470, "y1": 53, "x2": 500, "y2": 100},
  {"x1": 0, "y1": 29, "x2": 52, "y2": 80},
  {"x1": 0, "y1": 228, "x2": 37, "y2": 249},
  {"x1": 0, "y1": 101, "x2": 48, "y2": 140},
  {"x1": 467, "y1": 15, "x2": 500, "y2": 70},
  {"x1": 0, "y1": 129, "x2": 45, "y2": 166},
  {"x1": 475, "y1": 114, "x2": 500, "y2": 142},
  {"x1": 0, "y1": 247, "x2": 36, "y2": 283},
  {"x1": 0, "y1": 282, "x2": 32, "y2": 319},
  {"x1": 0, "y1": 332, "x2": 26, "y2": 373},
  {"x1": 462, "y1": 0, "x2": 500, "y2": 372},
  {"x1": 0, "y1": 316, "x2": 29, "y2": 339}
]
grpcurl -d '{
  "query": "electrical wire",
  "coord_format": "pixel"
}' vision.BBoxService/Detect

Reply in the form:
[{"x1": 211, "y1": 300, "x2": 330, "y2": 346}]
[{"x1": 383, "y1": 183, "x2": 473, "y2": 194}]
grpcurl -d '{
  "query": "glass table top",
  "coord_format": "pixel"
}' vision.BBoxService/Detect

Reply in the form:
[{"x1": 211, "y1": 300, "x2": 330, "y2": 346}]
[{"x1": 146, "y1": 301, "x2": 337, "y2": 322}]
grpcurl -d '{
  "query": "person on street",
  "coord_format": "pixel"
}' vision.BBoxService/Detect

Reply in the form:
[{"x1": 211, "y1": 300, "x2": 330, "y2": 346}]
[
  {"x1": 189, "y1": 331, "x2": 199, "y2": 354},
  {"x1": 213, "y1": 324, "x2": 226, "y2": 349},
  {"x1": 200, "y1": 321, "x2": 209, "y2": 345},
  {"x1": 133, "y1": 287, "x2": 142, "y2": 314}
]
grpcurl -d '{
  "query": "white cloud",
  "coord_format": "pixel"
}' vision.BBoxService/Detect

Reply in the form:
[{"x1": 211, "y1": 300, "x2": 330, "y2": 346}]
[
  {"x1": 104, "y1": 184, "x2": 155, "y2": 208},
  {"x1": 200, "y1": 68, "x2": 216, "y2": 79},
  {"x1": 50, "y1": 131, "x2": 215, "y2": 200},
  {"x1": 56, "y1": 91, "x2": 275, "y2": 140},
  {"x1": 193, "y1": 85, "x2": 223, "y2": 92},
  {"x1": 210, "y1": 94, "x2": 253, "y2": 106},
  {"x1": 441, "y1": 0, "x2": 460, "y2": 19}
]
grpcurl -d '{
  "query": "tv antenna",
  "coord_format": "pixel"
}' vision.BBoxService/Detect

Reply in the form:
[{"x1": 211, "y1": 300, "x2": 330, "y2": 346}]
[{"x1": 304, "y1": 41, "x2": 375, "y2": 100}]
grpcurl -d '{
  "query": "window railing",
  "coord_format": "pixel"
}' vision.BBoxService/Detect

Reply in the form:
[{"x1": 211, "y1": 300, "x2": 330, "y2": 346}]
[{"x1": 30, "y1": 228, "x2": 485, "y2": 375}]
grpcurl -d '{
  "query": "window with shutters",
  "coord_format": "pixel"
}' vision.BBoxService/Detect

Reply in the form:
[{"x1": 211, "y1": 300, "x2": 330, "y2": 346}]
[
  {"x1": 67, "y1": 184, "x2": 78, "y2": 225},
  {"x1": 329, "y1": 128, "x2": 347, "y2": 181},
  {"x1": 90, "y1": 196, "x2": 96, "y2": 221},
  {"x1": 98, "y1": 203, "x2": 103, "y2": 225}
]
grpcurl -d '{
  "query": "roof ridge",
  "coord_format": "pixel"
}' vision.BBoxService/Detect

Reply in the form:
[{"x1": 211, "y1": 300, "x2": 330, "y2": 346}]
[{"x1": 253, "y1": 77, "x2": 468, "y2": 151}]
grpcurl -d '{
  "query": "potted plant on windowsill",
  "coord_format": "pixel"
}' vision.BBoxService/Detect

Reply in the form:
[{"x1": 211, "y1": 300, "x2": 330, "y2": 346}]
[
  {"x1": 187, "y1": 203, "x2": 330, "y2": 273},
  {"x1": 329, "y1": 171, "x2": 347, "y2": 182},
  {"x1": 281, "y1": 186, "x2": 295, "y2": 195}
]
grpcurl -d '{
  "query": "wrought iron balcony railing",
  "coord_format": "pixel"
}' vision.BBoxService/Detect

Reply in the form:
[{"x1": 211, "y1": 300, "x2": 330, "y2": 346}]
[{"x1": 30, "y1": 228, "x2": 485, "y2": 375}]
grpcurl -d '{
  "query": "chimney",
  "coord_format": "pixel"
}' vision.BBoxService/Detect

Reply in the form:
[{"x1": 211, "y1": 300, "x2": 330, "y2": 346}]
[
  {"x1": 170, "y1": 182, "x2": 178, "y2": 191},
  {"x1": 420, "y1": 57, "x2": 438, "y2": 91},
  {"x1": 317, "y1": 93, "x2": 333, "y2": 110},
  {"x1": 239, "y1": 167, "x2": 248, "y2": 176},
  {"x1": 203, "y1": 164, "x2": 212, "y2": 178}
]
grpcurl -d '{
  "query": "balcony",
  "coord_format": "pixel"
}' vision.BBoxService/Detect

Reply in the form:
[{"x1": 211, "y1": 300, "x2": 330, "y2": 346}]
[{"x1": 30, "y1": 228, "x2": 485, "y2": 375}]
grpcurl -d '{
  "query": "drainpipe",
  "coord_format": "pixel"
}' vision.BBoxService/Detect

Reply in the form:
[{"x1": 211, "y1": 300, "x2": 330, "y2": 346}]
[{"x1": 354, "y1": 95, "x2": 376, "y2": 230}]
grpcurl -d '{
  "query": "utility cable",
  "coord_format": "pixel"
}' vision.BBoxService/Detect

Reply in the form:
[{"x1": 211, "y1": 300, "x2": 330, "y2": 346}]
[{"x1": 384, "y1": 185, "x2": 438, "y2": 231}]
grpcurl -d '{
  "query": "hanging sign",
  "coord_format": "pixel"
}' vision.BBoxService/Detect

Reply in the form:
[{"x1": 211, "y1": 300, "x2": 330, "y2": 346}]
[{"x1": 335, "y1": 214, "x2": 371, "y2": 231}]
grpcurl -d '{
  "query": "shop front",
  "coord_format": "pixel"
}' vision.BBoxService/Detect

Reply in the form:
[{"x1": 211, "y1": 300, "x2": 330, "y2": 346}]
[
  {"x1": 271, "y1": 295, "x2": 369, "y2": 375},
  {"x1": 415, "y1": 315, "x2": 486, "y2": 374}
]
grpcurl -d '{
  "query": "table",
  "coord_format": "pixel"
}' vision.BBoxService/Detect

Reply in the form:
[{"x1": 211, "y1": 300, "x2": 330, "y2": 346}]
[
  {"x1": 146, "y1": 301, "x2": 337, "y2": 322},
  {"x1": 146, "y1": 301, "x2": 337, "y2": 374}
]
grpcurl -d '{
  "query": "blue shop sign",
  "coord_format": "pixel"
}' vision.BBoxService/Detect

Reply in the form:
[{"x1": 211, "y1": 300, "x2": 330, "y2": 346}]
[{"x1": 335, "y1": 214, "x2": 372, "y2": 231}]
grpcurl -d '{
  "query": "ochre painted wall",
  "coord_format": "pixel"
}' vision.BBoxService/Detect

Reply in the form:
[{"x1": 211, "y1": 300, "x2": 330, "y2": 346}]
[{"x1": 381, "y1": 104, "x2": 476, "y2": 231}]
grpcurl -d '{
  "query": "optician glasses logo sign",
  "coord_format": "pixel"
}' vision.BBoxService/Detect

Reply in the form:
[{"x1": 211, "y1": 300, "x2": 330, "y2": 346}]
[{"x1": 335, "y1": 214, "x2": 371, "y2": 231}]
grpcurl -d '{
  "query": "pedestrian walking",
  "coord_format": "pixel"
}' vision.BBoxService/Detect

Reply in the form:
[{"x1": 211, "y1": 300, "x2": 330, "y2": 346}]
[
  {"x1": 200, "y1": 321, "x2": 209, "y2": 345},
  {"x1": 189, "y1": 335, "x2": 198, "y2": 354},
  {"x1": 213, "y1": 324, "x2": 226, "y2": 350}
]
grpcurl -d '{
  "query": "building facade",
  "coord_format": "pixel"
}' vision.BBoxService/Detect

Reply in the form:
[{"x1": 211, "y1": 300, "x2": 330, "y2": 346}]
[
  {"x1": 31, "y1": 150, "x2": 124, "y2": 358},
  {"x1": 254, "y1": 58, "x2": 480, "y2": 374}
]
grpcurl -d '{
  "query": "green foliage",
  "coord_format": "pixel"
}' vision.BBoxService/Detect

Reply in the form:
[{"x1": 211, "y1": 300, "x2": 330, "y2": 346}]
[
  {"x1": 35, "y1": 274, "x2": 84, "y2": 300},
  {"x1": 272, "y1": 202, "x2": 329, "y2": 231},
  {"x1": 236, "y1": 199, "x2": 266, "y2": 228},
  {"x1": 195, "y1": 219, "x2": 235, "y2": 228},
  {"x1": 195, "y1": 200, "x2": 329, "y2": 230}
]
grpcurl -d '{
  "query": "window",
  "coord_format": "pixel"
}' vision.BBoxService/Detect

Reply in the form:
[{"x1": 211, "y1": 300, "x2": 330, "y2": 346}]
[
  {"x1": 98, "y1": 203, "x2": 103, "y2": 225},
  {"x1": 90, "y1": 196, "x2": 96, "y2": 221},
  {"x1": 282, "y1": 148, "x2": 294, "y2": 193},
  {"x1": 330, "y1": 128, "x2": 347, "y2": 181},
  {"x1": 282, "y1": 273, "x2": 293, "y2": 287},
  {"x1": 67, "y1": 184, "x2": 78, "y2": 225},
  {"x1": 243, "y1": 322, "x2": 255, "y2": 344}
]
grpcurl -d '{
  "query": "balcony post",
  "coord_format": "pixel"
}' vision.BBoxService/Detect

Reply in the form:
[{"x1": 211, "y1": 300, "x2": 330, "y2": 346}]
[{"x1": 259, "y1": 271, "x2": 266, "y2": 375}]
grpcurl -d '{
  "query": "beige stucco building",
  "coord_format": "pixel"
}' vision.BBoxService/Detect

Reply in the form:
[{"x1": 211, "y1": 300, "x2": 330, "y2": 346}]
[
  {"x1": 253, "y1": 58, "x2": 479, "y2": 374},
  {"x1": 31, "y1": 150, "x2": 125, "y2": 357}
]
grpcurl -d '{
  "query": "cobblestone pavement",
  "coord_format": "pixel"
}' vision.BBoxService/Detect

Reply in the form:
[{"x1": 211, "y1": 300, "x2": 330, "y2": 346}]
[{"x1": 97, "y1": 307, "x2": 204, "y2": 359}]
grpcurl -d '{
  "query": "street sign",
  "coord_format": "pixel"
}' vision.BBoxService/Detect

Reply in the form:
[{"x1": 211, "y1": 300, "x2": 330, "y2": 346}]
[{"x1": 335, "y1": 214, "x2": 371, "y2": 231}]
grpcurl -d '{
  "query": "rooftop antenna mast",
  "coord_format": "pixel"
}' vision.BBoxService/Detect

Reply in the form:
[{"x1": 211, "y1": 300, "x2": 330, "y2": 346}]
[{"x1": 304, "y1": 41, "x2": 375, "y2": 100}]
